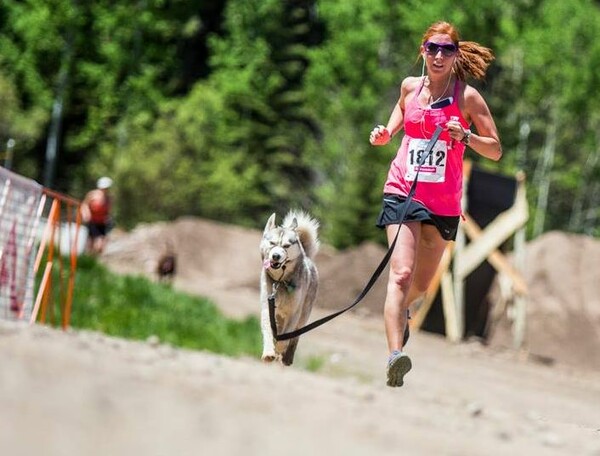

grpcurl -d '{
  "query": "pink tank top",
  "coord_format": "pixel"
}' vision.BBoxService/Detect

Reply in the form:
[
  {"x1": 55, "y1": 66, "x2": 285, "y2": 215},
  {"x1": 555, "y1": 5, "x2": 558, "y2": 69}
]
[{"x1": 383, "y1": 79, "x2": 469, "y2": 216}]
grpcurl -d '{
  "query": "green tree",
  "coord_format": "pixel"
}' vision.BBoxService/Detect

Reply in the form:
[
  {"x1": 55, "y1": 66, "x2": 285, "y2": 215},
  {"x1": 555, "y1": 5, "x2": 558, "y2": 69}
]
[
  {"x1": 205, "y1": 0, "x2": 323, "y2": 222},
  {"x1": 2, "y1": 0, "x2": 599, "y2": 242},
  {"x1": 303, "y1": 0, "x2": 415, "y2": 247},
  {"x1": 490, "y1": 0, "x2": 600, "y2": 236},
  {"x1": 0, "y1": 0, "x2": 219, "y2": 192},
  {"x1": 108, "y1": 0, "x2": 325, "y2": 227},
  {"x1": 0, "y1": 0, "x2": 76, "y2": 177}
]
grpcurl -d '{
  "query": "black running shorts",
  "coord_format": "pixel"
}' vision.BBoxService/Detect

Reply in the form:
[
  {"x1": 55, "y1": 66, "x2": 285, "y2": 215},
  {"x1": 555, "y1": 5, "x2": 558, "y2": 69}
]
[{"x1": 376, "y1": 194, "x2": 460, "y2": 241}]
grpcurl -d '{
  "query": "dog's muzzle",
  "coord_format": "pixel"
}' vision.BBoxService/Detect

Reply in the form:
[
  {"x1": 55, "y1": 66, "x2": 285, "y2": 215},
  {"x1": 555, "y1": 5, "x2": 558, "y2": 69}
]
[{"x1": 265, "y1": 247, "x2": 286, "y2": 270}]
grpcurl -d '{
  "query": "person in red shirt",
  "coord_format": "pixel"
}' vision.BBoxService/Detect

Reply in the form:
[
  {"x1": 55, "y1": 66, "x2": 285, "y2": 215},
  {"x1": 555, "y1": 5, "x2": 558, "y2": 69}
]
[{"x1": 80, "y1": 176, "x2": 113, "y2": 255}]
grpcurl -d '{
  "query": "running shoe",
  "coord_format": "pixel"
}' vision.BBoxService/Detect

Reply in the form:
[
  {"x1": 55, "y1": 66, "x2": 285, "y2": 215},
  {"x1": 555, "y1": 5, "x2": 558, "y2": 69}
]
[{"x1": 386, "y1": 350, "x2": 412, "y2": 387}]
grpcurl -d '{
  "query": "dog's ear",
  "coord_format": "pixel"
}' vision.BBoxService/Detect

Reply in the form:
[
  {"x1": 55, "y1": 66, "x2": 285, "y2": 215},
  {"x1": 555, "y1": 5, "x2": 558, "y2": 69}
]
[
  {"x1": 264, "y1": 213, "x2": 277, "y2": 233},
  {"x1": 290, "y1": 217, "x2": 298, "y2": 230}
]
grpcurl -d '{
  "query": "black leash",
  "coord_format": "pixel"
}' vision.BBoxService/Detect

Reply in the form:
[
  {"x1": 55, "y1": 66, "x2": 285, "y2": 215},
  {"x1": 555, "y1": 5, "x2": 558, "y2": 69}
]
[{"x1": 269, "y1": 125, "x2": 444, "y2": 341}]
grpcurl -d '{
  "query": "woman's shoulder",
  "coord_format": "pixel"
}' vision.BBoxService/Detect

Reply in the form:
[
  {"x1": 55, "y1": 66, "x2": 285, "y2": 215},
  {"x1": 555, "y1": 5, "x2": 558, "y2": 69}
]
[
  {"x1": 458, "y1": 82, "x2": 491, "y2": 123},
  {"x1": 461, "y1": 82, "x2": 485, "y2": 99},
  {"x1": 400, "y1": 76, "x2": 424, "y2": 97},
  {"x1": 401, "y1": 76, "x2": 424, "y2": 89},
  {"x1": 461, "y1": 82, "x2": 488, "y2": 108},
  {"x1": 85, "y1": 189, "x2": 106, "y2": 204}
]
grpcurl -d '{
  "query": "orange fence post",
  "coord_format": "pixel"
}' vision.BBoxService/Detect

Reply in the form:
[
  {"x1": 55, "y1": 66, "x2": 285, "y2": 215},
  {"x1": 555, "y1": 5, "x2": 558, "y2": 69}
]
[
  {"x1": 38, "y1": 200, "x2": 59, "y2": 324},
  {"x1": 63, "y1": 200, "x2": 82, "y2": 328},
  {"x1": 30, "y1": 262, "x2": 53, "y2": 325}
]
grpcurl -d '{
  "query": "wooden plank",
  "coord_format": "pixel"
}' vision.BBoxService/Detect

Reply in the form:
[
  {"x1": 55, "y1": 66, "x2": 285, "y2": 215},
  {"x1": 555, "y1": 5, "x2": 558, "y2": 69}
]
[
  {"x1": 441, "y1": 271, "x2": 460, "y2": 342},
  {"x1": 512, "y1": 226, "x2": 528, "y2": 348},
  {"x1": 461, "y1": 215, "x2": 528, "y2": 296},
  {"x1": 455, "y1": 179, "x2": 529, "y2": 280},
  {"x1": 513, "y1": 295, "x2": 527, "y2": 349},
  {"x1": 457, "y1": 160, "x2": 475, "y2": 338}
]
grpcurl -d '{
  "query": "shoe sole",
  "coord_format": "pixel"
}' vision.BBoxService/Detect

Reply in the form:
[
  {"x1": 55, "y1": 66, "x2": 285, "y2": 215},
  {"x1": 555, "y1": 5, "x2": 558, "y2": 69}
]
[{"x1": 386, "y1": 354, "x2": 412, "y2": 387}]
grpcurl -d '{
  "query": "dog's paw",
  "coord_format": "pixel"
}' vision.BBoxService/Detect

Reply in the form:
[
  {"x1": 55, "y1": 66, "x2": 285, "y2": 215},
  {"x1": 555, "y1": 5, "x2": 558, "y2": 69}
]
[{"x1": 261, "y1": 353, "x2": 278, "y2": 363}]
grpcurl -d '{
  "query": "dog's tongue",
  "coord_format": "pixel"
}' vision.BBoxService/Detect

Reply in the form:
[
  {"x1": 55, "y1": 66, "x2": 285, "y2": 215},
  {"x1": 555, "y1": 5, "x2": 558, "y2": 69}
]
[{"x1": 263, "y1": 259, "x2": 271, "y2": 269}]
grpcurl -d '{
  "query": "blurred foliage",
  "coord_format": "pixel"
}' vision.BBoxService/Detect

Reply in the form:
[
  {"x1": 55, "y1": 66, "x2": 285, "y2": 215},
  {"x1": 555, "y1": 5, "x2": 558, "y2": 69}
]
[{"x1": 1, "y1": 0, "x2": 599, "y2": 244}]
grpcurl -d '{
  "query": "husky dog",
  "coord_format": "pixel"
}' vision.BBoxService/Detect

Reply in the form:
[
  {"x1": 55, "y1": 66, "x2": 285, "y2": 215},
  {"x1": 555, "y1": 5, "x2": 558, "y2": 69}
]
[{"x1": 260, "y1": 210, "x2": 319, "y2": 366}]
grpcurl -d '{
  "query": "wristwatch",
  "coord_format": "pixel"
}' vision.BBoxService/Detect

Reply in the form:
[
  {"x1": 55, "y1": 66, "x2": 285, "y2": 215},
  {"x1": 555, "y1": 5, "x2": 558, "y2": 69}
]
[{"x1": 460, "y1": 129, "x2": 472, "y2": 146}]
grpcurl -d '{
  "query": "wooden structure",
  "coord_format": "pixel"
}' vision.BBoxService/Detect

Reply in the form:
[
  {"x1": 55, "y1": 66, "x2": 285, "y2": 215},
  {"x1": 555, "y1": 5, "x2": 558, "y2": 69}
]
[{"x1": 410, "y1": 162, "x2": 529, "y2": 348}]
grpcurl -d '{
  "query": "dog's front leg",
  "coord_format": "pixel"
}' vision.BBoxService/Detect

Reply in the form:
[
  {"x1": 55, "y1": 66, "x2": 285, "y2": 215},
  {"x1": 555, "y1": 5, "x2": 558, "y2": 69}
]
[
  {"x1": 260, "y1": 274, "x2": 279, "y2": 362},
  {"x1": 260, "y1": 306, "x2": 278, "y2": 362}
]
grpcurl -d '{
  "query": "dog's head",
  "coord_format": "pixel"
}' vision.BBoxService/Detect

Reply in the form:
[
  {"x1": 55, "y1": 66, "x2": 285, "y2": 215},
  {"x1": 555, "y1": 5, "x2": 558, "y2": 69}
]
[{"x1": 260, "y1": 213, "x2": 302, "y2": 273}]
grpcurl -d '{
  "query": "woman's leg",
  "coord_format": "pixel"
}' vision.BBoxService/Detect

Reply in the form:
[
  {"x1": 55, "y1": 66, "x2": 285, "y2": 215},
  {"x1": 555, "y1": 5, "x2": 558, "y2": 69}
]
[
  {"x1": 384, "y1": 223, "x2": 448, "y2": 353},
  {"x1": 384, "y1": 223, "x2": 448, "y2": 387},
  {"x1": 409, "y1": 224, "x2": 449, "y2": 302},
  {"x1": 383, "y1": 222, "x2": 421, "y2": 353}
]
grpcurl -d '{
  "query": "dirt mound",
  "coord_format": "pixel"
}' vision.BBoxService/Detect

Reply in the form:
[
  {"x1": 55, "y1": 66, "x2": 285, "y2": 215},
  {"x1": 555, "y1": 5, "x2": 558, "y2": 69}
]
[
  {"x1": 105, "y1": 217, "x2": 260, "y2": 284},
  {"x1": 103, "y1": 217, "x2": 600, "y2": 372},
  {"x1": 316, "y1": 241, "x2": 388, "y2": 317},
  {"x1": 488, "y1": 230, "x2": 600, "y2": 370}
]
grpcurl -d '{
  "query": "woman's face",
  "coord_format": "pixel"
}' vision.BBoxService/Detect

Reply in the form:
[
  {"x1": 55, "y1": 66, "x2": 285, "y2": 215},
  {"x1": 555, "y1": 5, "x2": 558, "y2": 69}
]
[{"x1": 421, "y1": 33, "x2": 457, "y2": 77}]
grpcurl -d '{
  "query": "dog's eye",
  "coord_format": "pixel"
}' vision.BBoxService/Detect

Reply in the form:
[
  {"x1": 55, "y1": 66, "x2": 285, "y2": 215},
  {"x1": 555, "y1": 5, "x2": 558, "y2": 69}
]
[
  {"x1": 281, "y1": 243, "x2": 291, "y2": 248},
  {"x1": 270, "y1": 241, "x2": 278, "y2": 246}
]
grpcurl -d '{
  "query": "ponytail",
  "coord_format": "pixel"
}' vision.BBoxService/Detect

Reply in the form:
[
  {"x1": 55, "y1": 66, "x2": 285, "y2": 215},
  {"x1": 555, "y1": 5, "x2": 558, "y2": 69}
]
[{"x1": 455, "y1": 41, "x2": 495, "y2": 81}]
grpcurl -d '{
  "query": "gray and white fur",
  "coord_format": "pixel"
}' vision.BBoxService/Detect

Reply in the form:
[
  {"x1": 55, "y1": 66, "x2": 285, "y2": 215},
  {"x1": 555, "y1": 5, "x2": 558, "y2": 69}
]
[{"x1": 259, "y1": 210, "x2": 319, "y2": 366}]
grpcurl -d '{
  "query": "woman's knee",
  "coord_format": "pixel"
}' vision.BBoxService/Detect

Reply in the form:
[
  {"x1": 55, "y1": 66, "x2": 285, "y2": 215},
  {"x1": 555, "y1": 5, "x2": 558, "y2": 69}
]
[{"x1": 388, "y1": 264, "x2": 413, "y2": 289}]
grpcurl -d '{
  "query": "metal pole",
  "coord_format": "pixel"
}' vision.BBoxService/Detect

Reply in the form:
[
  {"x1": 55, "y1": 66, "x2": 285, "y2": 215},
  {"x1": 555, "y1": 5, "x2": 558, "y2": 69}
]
[{"x1": 5, "y1": 138, "x2": 15, "y2": 170}]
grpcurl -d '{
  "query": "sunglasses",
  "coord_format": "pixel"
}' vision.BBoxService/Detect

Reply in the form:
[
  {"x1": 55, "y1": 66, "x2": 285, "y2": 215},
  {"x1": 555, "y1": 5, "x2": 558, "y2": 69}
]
[{"x1": 424, "y1": 41, "x2": 458, "y2": 57}]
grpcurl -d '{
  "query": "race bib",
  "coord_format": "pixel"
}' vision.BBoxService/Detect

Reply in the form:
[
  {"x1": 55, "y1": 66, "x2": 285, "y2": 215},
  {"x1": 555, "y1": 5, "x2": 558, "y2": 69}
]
[{"x1": 405, "y1": 138, "x2": 448, "y2": 183}]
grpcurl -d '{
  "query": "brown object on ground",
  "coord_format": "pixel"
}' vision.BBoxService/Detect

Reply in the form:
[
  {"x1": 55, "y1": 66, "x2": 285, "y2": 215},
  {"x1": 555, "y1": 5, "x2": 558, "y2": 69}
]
[
  {"x1": 156, "y1": 253, "x2": 176, "y2": 281},
  {"x1": 156, "y1": 240, "x2": 177, "y2": 282},
  {"x1": 2, "y1": 218, "x2": 597, "y2": 455}
]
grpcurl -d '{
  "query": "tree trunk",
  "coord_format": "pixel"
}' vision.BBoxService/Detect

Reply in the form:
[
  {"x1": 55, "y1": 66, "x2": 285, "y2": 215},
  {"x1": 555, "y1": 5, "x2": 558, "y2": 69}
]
[{"x1": 532, "y1": 106, "x2": 557, "y2": 237}]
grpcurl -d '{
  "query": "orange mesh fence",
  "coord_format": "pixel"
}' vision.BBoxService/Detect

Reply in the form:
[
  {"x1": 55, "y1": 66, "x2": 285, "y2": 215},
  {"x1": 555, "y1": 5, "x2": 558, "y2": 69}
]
[
  {"x1": 0, "y1": 166, "x2": 82, "y2": 328},
  {"x1": 0, "y1": 167, "x2": 44, "y2": 320}
]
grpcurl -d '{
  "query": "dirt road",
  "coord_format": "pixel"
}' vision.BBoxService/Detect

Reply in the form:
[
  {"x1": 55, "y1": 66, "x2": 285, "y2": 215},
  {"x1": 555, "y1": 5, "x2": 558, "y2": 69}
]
[
  {"x1": 1, "y1": 311, "x2": 599, "y2": 455},
  {"x1": 1, "y1": 219, "x2": 599, "y2": 455}
]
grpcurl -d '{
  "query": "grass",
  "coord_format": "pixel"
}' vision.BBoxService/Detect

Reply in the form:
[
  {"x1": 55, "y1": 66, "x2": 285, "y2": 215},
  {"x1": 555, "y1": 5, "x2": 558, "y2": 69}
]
[
  {"x1": 59, "y1": 255, "x2": 262, "y2": 358},
  {"x1": 301, "y1": 355, "x2": 327, "y2": 372}
]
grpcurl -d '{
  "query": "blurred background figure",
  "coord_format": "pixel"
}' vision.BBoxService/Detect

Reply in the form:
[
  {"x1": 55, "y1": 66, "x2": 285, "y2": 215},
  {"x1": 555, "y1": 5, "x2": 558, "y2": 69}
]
[
  {"x1": 80, "y1": 176, "x2": 113, "y2": 255},
  {"x1": 156, "y1": 240, "x2": 177, "y2": 283}
]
